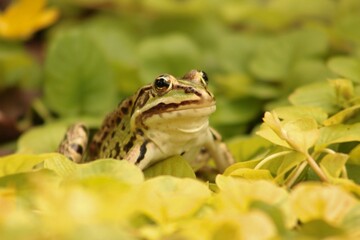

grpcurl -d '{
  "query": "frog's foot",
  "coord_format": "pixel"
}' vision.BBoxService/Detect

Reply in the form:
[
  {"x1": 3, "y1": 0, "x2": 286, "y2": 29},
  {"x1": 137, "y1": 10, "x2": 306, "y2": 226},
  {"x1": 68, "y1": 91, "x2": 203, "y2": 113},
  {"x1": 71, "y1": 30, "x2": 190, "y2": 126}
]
[
  {"x1": 205, "y1": 128, "x2": 235, "y2": 172},
  {"x1": 58, "y1": 123, "x2": 89, "y2": 163}
]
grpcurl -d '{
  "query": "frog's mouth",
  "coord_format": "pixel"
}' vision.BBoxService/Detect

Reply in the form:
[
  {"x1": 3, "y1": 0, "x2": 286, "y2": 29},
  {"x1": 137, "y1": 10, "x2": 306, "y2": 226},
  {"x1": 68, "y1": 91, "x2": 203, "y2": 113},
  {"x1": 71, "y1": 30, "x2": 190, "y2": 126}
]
[{"x1": 143, "y1": 102, "x2": 216, "y2": 120}]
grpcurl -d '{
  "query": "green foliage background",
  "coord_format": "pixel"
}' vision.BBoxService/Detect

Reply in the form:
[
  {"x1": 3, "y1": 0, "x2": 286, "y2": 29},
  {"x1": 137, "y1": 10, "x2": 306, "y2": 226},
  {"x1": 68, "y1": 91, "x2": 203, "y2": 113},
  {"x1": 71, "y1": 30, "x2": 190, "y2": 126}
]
[{"x1": 1, "y1": 0, "x2": 360, "y2": 239}]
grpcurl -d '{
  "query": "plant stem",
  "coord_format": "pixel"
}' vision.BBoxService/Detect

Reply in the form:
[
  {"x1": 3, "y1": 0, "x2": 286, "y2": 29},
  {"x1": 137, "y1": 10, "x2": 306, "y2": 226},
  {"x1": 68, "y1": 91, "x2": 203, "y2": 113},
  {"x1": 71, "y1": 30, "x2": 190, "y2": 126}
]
[
  {"x1": 341, "y1": 166, "x2": 348, "y2": 179},
  {"x1": 305, "y1": 153, "x2": 329, "y2": 182},
  {"x1": 285, "y1": 161, "x2": 307, "y2": 188},
  {"x1": 254, "y1": 150, "x2": 292, "y2": 170}
]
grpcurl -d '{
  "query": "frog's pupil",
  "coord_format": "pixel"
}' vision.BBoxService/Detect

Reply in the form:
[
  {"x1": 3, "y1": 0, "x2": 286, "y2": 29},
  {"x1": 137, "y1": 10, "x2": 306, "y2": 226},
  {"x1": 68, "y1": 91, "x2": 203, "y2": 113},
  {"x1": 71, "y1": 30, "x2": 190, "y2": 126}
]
[{"x1": 155, "y1": 77, "x2": 170, "y2": 89}]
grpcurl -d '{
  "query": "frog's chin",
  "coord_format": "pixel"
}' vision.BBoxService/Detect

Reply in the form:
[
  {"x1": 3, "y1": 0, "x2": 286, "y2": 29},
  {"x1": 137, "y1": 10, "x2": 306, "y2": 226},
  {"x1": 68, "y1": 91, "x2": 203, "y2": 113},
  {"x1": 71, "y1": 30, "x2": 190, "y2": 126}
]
[{"x1": 176, "y1": 122, "x2": 208, "y2": 133}]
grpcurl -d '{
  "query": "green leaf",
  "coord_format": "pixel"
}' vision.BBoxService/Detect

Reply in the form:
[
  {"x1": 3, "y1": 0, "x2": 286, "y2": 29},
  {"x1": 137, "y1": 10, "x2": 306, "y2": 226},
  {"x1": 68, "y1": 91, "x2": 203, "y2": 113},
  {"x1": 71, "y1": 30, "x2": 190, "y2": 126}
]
[
  {"x1": 290, "y1": 182, "x2": 358, "y2": 225},
  {"x1": 226, "y1": 168, "x2": 274, "y2": 180},
  {"x1": 290, "y1": 59, "x2": 334, "y2": 86},
  {"x1": 0, "y1": 42, "x2": 40, "y2": 89},
  {"x1": 217, "y1": 34, "x2": 259, "y2": 73},
  {"x1": 257, "y1": 112, "x2": 319, "y2": 153},
  {"x1": 141, "y1": 0, "x2": 208, "y2": 16},
  {"x1": 298, "y1": 220, "x2": 345, "y2": 239},
  {"x1": 257, "y1": 112, "x2": 291, "y2": 149},
  {"x1": 71, "y1": 159, "x2": 144, "y2": 185},
  {"x1": 0, "y1": 169, "x2": 59, "y2": 193},
  {"x1": 212, "y1": 98, "x2": 262, "y2": 126},
  {"x1": 43, "y1": 153, "x2": 77, "y2": 178},
  {"x1": 274, "y1": 106, "x2": 328, "y2": 125},
  {"x1": 320, "y1": 153, "x2": 348, "y2": 178},
  {"x1": 275, "y1": 152, "x2": 306, "y2": 183},
  {"x1": 323, "y1": 104, "x2": 360, "y2": 126},
  {"x1": 282, "y1": 118, "x2": 319, "y2": 153},
  {"x1": 342, "y1": 204, "x2": 360, "y2": 234},
  {"x1": 0, "y1": 153, "x2": 56, "y2": 177},
  {"x1": 349, "y1": 144, "x2": 360, "y2": 165},
  {"x1": 44, "y1": 29, "x2": 117, "y2": 117},
  {"x1": 226, "y1": 135, "x2": 272, "y2": 163},
  {"x1": 316, "y1": 123, "x2": 360, "y2": 150},
  {"x1": 17, "y1": 123, "x2": 67, "y2": 154},
  {"x1": 289, "y1": 81, "x2": 339, "y2": 114},
  {"x1": 215, "y1": 175, "x2": 296, "y2": 228},
  {"x1": 347, "y1": 164, "x2": 360, "y2": 184},
  {"x1": 137, "y1": 34, "x2": 200, "y2": 82},
  {"x1": 250, "y1": 201, "x2": 288, "y2": 235},
  {"x1": 139, "y1": 176, "x2": 211, "y2": 223},
  {"x1": 17, "y1": 119, "x2": 100, "y2": 154},
  {"x1": 223, "y1": 159, "x2": 262, "y2": 176},
  {"x1": 328, "y1": 57, "x2": 360, "y2": 83},
  {"x1": 143, "y1": 156, "x2": 196, "y2": 179},
  {"x1": 250, "y1": 37, "x2": 292, "y2": 80},
  {"x1": 82, "y1": 17, "x2": 140, "y2": 95},
  {"x1": 257, "y1": 123, "x2": 291, "y2": 149}
]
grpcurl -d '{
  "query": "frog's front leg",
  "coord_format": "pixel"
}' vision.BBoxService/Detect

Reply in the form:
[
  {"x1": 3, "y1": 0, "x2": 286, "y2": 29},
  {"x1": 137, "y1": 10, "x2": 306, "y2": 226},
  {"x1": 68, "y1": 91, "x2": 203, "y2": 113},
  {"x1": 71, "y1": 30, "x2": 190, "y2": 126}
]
[
  {"x1": 204, "y1": 128, "x2": 235, "y2": 172},
  {"x1": 124, "y1": 140, "x2": 157, "y2": 170},
  {"x1": 58, "y1": 123, "x2": 89, "y2": 163}
]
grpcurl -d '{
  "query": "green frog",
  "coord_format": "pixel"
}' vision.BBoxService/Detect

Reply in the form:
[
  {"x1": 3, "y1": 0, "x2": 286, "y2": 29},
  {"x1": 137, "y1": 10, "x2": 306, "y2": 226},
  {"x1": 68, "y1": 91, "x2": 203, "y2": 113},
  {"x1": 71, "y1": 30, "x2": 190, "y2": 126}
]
[{"x1": 58, "y1": 70, "x2": 234, "y2": 172}]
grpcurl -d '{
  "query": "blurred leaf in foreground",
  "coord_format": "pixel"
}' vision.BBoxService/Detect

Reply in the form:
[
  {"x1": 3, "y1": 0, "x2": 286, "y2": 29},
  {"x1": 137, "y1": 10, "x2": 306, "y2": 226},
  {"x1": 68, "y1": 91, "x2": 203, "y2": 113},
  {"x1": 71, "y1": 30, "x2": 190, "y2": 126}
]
[
  {"x1": 214, "y1": 175, "x2": 296, "y2": 228},
  {"x1": 0, "y1": 153, "x2": 58, "y2": 177},
  {"x1": 291, "y1": 182, "x2": 358, "y2": 225},
  {"x1": 138, "y1": 176, "x2": 211, "y2": 224}
]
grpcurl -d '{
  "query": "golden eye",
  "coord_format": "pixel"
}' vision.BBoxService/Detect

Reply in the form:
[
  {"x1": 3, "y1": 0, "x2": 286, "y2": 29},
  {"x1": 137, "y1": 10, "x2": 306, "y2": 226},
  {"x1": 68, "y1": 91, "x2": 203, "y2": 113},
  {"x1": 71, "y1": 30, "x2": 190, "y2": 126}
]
[
  {"x1": 154, "y1": 75, "x2": 172, "y2": 92},
  {"x1": 199, "y1": 71, "x2": 208, "y2": 85}
]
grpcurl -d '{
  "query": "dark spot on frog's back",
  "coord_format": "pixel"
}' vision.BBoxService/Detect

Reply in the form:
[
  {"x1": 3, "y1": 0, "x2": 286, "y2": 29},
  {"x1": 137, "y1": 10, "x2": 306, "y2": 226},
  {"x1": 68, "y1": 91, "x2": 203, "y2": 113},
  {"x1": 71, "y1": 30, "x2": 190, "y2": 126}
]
[
  {"x1": 116, "y1": 116, "x2": 121, "y2": 125},
  {"x1": 121, "y1": 107, "x2": 129, "y2": 114},
  {"x1": 123, "y1": 135, "x2": 136, "y2": 152},
  {"x1": 114, "y1": 142, "x2": 121, "y2": 154}
]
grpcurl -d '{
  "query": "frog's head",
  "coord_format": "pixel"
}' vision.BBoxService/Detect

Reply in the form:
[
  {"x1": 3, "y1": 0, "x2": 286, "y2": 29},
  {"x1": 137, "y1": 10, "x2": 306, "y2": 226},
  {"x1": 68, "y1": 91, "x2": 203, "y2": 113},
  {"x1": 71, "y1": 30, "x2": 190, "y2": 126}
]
[{"x1": 131, "y1": 70, "x2": 216, "y2": 131}]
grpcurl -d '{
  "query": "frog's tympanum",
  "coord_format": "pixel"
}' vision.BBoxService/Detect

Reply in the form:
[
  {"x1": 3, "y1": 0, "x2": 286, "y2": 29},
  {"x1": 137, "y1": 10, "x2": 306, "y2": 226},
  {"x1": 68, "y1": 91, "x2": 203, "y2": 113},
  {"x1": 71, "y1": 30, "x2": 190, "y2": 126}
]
[{"x1": 58, "y1": 70, "x2": 234, "y2": 172}]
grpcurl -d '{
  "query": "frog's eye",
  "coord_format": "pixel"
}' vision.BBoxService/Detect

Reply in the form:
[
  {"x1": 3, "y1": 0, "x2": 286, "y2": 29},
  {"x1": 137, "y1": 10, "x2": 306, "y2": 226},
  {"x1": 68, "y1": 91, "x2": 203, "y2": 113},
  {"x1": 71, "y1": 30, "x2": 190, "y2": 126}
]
[
  {"x1": 200, "y1": 71, "x2": 208, "y2": 85},
  {"x1": 154, "y1": 75, "x2": 172, "y2": 93}
]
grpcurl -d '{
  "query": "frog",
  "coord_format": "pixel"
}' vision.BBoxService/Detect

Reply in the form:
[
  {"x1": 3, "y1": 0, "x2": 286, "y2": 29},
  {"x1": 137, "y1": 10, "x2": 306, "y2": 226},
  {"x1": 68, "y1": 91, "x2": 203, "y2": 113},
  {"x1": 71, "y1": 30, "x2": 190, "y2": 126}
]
[{"x1": 58, "y1": 70, "x2": 234, "y2": 172}]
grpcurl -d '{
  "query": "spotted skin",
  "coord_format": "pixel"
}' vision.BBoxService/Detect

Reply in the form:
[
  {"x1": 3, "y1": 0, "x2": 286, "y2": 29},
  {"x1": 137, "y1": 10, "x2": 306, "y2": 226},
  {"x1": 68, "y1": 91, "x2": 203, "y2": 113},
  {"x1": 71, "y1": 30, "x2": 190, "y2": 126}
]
[
  {"x1": 58, "y1": 70, "x2": 234, "y2": 172},
  {"x1": 58, "y1": 123, "x2": 88, "y2": 163}
]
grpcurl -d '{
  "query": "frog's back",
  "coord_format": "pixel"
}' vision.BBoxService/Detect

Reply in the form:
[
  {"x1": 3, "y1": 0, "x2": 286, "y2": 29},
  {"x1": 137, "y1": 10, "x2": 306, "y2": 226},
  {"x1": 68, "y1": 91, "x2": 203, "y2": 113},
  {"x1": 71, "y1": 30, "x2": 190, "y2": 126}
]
[{"x1": 89, "y1": 96, "x2": 135, "y2": 160}]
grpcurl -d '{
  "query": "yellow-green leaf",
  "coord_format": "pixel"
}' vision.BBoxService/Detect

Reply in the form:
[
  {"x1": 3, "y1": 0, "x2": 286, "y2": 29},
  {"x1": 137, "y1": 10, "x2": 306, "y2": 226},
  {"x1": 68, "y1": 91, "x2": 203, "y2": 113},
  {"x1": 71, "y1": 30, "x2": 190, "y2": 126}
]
[
  {"x1": 316, "y1": 123, "x2": 360, "y2": 150},
  {"x1": 143, "y1": 156, "x2": 196, "y2": 179},
  {"x1": 320, "y1": 153, "x2": 348, "y2": 178},
  {"x1": 71, "y1": 159, "x2": 144, "y2": 185},
  {"x1": 291, "y1": 182, "x2": 358, "y2": 225},
  {"x1": 226, "y1": 168, "x2": 274, "y2": 180},
  {"x1": 138, "y1": 176, "x2": 211, "y2": 223},
  {"x1": 274, "y1": 106, "x2": 328, "y2": 124},
  {"x1": 0, "y1": 153, "x2": 58, "y2": 177}
]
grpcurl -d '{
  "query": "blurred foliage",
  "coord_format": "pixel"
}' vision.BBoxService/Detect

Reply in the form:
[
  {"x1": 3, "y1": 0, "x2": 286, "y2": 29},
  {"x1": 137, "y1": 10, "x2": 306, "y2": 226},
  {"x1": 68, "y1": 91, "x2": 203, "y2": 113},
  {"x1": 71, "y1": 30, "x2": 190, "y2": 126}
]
[
  {"x1": 0, "y1": 154, "x2": 359, "y2": 239},
  {"x1": 1, "y1": 0, "x2": 360, "y2": 239}
]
